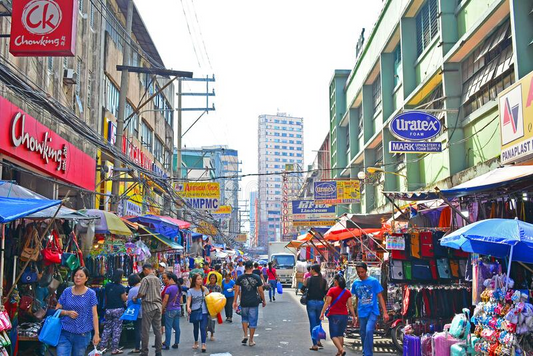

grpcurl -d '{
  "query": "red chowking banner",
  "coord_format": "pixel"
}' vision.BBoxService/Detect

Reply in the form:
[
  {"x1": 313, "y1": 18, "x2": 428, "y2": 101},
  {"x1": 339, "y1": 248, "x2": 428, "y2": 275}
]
[
  {"x1": 10, "y1": 0, "x2": 77, "y2": 56},
  {"x1": 0, "y1": 96, "x2": 96, "y2": 190}
]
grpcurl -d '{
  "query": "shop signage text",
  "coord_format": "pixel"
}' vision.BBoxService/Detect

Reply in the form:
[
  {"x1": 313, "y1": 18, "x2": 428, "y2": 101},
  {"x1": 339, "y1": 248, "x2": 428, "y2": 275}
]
[
  {"x1": 389, "y1": 141, "x2": 442, "y2": 153},
  {"x1": 314, "y1": 180, "x2": 360, "y2": 205},
  {"x1": 10, "y1": 0, "x2": 77, "y2": 56},
  {"x1": 499, "y1": 71, "x2": 533, "y2": 164},
  {"x1": 292, "y1": 220, "x2": 336, "y2": 227},
  {"x1": 291, "y1": 200, "x2": 336, "y2": 221},
  {"x1": 390, "y1": 111, "x2": 441, "y2": 141},
  {"x1": 212, "y1": 205, "x2": 232, "y2": 220},
  {"x1": 176, "y1": 182, "x2": 220, "y2": 199},
  {"x1": 0, "y1": 96, "x2": 95, "y2": 190}
]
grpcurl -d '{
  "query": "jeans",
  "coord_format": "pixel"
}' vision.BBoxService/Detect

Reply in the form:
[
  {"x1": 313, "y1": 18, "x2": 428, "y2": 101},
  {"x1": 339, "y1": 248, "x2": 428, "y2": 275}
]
[
  {"x1": 192, "y1": 313, "x2": 209, "y2": 343},
  {"x1": 133, "y1": 318, "x2": 142, "y2": 350},
  {"x1": 306, "y1": 300, "x2": 324, "y2": 346},
  {"x1": 141, "y1": 308, "x2": 162, "y2": 356},
  {"x1": 268, "y1": 280, "x2": 277, "y2": 301},
  {"x1": 240, "y1": 307, "x2": 259, "y2": 328},
  {"x1": 164, "y1": 310, "x2": 181, "y2": 347},
  {"x1": 224, "y1": 296, "x2": 234, "y2": 319},
  {"x1": 57, "y1": 330, "x2": 91, "y2": 356},
  {"x1": 359, "y1": 313, "x2": 378, "y2": 356}
]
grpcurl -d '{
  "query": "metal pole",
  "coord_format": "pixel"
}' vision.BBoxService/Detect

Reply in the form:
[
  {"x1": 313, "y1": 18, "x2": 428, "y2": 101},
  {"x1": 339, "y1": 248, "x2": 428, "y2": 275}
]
[
  {"x1": 111, "y1": 0, "x2": 134, "y2": 212},
  {"x1": 176, "y1": 78, "x2": 183, "y2": 218},
  {"x1": 505, "y1": 244, "x2": 514, "y2": 291},
  {"x1": 0, "y1": 225, "x2": 4, "y2": 299}
]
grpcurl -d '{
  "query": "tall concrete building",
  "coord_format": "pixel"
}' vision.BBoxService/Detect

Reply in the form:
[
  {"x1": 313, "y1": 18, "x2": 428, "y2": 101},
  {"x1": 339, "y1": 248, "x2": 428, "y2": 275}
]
[
  {"x1": 258, "y1": 112, "x2": 304, "y2": 245},
  {"x1": 249, "y1": 190, "x2": 258, "y2": 247}
]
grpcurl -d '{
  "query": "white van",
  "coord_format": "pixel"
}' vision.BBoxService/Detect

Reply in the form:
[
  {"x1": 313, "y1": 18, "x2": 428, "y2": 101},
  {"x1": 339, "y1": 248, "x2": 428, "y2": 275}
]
[{"x1": 270, "y1": 253, "x2": 296, "y2": 285}]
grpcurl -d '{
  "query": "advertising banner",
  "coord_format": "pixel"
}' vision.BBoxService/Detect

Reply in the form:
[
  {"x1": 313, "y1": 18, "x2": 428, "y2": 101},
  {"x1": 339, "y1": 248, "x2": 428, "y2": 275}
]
[
  {"x1": 212, "y1": 205, "x2": 232, "y2": 220},
  {"x1": 292, "y1": 220, "x2": 336, "y2": 227},
  {"x1": 0, "y1": 96, "x2": 95, "y2": 190},
  {"x1": 389, "y1": 141, "x2": 442, "y2": 153},
  {"x1": 291, "y1": 200, "x2": 336, "y2": 221},
  {"x1": 313, "y1": 180, "x2": 360, "y2": 204},
  {"x1": 176, "y1": 182, "x2": 220, "y2": 211},
  {"x1": 197, "y1": 221, "x2": 217, "y2": 236},
  {"x1": 235, "y1": 234, "x2": 247, "y2": 242},
  {"x1": 10, "y1": 0, "x2": 78, "y2": 56},
  {"x1": 499, "y1": 71, "x2": 533, "y2": 164}
]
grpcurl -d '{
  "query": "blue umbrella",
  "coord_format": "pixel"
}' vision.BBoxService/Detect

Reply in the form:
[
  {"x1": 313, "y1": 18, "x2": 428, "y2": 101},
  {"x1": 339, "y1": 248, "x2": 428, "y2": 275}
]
[{"x1": 441, "y1": 218, "x2": 533, "y2": 289}]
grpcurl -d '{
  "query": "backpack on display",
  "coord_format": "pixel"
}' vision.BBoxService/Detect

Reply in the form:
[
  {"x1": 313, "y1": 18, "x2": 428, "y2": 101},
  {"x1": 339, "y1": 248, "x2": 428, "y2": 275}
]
[
  {"x1": 437, "y1": 258, "x2": 452, "y2": 279},
  {"x1": 449, "y1": 260, "x2": 460, "y2": 278},
  {"x1": 403, "y1": 261, "x2": 412, "y2": 280},
  {"x1": 410, "y1": 232, "x2": 421, "y2": 259},
  {"x1": 390, "y1": 260, "x2": 405, "y2": 281},
  {"x1": 411, "y1": 260, "x2": 432, "y2": 281},
  {"x1": 420, "y1": 232, "x2": 434, "y2": 258}
]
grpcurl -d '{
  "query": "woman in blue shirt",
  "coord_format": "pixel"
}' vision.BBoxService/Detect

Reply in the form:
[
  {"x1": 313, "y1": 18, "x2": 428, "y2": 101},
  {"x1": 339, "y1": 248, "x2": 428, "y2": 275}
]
[
  {"x1": 56, "y1": 267, "x2": 100, "y2": 356},
  {"x1": 221, "y1": 272, "x2": 235, "y2": 322}
]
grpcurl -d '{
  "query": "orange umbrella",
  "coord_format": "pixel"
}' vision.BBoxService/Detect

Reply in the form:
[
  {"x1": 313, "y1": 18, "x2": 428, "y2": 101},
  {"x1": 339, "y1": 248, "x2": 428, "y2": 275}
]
[{"x1": 324, "y1": 227, "x2": 385, "y2": 241}]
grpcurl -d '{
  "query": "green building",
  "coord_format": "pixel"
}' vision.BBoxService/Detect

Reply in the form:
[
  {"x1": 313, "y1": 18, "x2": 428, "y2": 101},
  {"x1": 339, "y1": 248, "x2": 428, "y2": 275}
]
[{"x1": 329, "y1": 0, "x2": 533, "y2": 214}]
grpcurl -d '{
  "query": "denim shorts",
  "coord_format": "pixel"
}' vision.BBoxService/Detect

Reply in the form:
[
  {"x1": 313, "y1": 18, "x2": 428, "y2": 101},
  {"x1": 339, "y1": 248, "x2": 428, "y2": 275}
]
[
  {"x1": 328, "y1": 314, "x2": 348, "y2": 338},
  {"x1": 240, "y1": 307, "x2": 259, "y2": 328}
]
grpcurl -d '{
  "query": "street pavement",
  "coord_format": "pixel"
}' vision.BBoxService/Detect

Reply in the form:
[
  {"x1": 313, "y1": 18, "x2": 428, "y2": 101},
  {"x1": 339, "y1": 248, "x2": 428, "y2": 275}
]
[{"x1": 143, "y1": 288, "x2": 399, "y2": 356}]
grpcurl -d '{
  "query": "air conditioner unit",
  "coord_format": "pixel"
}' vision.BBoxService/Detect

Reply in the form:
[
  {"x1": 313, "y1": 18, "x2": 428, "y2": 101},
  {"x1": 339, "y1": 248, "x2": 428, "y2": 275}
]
[{"x1": 63, "y1": 69, "x2": 77, "y2": 85}]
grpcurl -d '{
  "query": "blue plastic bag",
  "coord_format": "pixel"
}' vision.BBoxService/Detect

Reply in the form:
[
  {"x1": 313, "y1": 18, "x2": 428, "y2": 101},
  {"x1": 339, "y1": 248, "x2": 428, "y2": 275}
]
[
  {"x1": 38, "y1": 309, "x2": 62, "y2": 346},
  {"x1": 311, "y1": 322, "x2": 326, "y2": 341},
  {"x1": 120, "y1": 301, "x2": 141, "y2": 321},
  {"x1": 276, "y1": 281, "x2": 283, "y2": 294}
]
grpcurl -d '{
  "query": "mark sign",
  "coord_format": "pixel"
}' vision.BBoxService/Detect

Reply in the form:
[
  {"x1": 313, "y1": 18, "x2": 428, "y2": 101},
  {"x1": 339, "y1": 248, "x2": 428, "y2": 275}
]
[{"x1": 10, "y1": 0, "x2": 77, "y2": 56}]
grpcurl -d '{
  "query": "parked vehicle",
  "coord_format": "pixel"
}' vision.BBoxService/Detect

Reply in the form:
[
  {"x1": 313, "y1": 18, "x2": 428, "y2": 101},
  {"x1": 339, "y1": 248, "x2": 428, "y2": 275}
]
[{"x1": 269, "y1": 253, "x2": 296, "y2": 285}]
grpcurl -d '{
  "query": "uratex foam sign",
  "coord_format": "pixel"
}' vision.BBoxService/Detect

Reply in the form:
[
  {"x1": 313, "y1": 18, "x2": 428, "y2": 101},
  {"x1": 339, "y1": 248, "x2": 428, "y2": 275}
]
[
  {"x1": 389, "y1": 111, "x2": 442, "y2": 141},
  {"x1": 10, "y1": 0, "x2": 77, "y2": 56}
]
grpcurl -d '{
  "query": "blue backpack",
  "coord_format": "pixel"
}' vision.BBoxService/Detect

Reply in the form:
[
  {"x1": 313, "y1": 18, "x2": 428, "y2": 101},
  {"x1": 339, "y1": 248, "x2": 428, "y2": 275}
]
[{"x1": 449, "y1": 308, "x2": 470, "y2": 340}]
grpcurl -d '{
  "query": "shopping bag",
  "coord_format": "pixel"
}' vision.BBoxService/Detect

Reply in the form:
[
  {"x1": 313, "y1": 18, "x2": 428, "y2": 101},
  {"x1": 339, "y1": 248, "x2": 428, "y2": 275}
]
[
  {"x1": 38, "y1": 309, "x2": 62, "y2": 346},
  {"x1": 120, "y1": 301, "x2": 140, "y2": 321},
  {"x1": 311, "y1": 322, "x2": 326, "y2": 341},
  {"x1": 205, "y1": 292, "x2": 226, "y2": 317},
  {"x1": 276, "y1": 281, "x2": 283, "y2": 294}
]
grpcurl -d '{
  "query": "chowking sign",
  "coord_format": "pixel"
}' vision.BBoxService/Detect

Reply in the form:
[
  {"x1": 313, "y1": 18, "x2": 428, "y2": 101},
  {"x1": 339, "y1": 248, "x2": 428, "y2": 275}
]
[{"x1": 10, "y1": 0, "x2": 77, "y2": 56}]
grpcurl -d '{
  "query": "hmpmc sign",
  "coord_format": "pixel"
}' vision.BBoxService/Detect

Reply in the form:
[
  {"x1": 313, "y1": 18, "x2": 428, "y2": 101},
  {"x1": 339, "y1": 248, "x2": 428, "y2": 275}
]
[{"x1": 10, "y1": 0, "x2": 77, "y2": 56}]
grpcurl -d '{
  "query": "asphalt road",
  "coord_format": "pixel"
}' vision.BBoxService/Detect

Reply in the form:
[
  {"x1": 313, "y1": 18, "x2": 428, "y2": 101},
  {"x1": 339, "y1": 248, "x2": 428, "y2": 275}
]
[{"x1": 141, "y1": 288, "x2": 400, "y2": 356}]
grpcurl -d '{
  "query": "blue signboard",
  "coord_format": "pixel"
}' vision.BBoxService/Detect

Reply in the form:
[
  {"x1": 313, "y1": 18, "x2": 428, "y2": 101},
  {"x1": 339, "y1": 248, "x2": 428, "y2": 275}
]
[
  {"x1": 389, "y1": 111, "x2": 442, "y2": 141},
  {"x1": 291, "y1": 200, "x2": 336, "y2": 215},
  {"x1": 313, "y1": 181, "x2": 337, "y2": 200},
  {"x1": 389, "y1": 141, "x2": 442, "y2": 153}
]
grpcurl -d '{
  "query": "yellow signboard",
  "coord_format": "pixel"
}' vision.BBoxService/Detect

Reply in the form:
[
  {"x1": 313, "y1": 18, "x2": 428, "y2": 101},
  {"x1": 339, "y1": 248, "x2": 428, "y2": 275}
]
[
  {"x1": 500, "y1": 71, "x2": 533, "y2": 164},
  {"x1": 197, "y1": 221, "x2": 218, "y2": 236},
  {"x1": 314, "y1": 180, "x2": 361, "y2": 205},
  {"x1": 292, "y1": 220, "x2": 336, "y2": 227},
  {"x1": 213, "y1": 205, "x2": 232, "y2": 215},
  {"x1": 176, "y1": 182, "x2": 220, "y2": 199},
  {"x1": 235, "y1": 234, "x2": 247, "y2": 242}
]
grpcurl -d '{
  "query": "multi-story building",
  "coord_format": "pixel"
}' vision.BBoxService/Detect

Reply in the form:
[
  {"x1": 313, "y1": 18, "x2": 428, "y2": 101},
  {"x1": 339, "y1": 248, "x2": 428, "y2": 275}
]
[
  {"x1": 175, "y1": 146, "x2": 241, "y2": 240},
  {"x1": 249, "y1": 190, "x2": 258, "y2": 247},
  {"x1": 258, "y1": 112, "x2": 304, "y2": 244},
  {"x1": 329, "y1": 0, "x2": 532, "y2": 214},
  {"x1": 299, "y1": 134, "x2": 331, "y2": 199}
]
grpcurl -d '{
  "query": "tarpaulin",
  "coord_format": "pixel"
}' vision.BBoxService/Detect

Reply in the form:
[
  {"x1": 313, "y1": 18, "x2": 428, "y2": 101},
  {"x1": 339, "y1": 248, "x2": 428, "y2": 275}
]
[
  {"x1": 127, "y1": 215, "x2": 191, "y2": 240},
  {"x1": 0, "y1": 196, "x2": 61, "y2": 223}
]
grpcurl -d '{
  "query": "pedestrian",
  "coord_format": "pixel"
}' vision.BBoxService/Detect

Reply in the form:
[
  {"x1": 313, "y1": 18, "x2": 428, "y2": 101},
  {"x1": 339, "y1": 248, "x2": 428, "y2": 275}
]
[
  {"x1": 127, "y1": 273, "x2": 142, "y2": 354},
  {"x1": 133, "y1": 263, "x2": 163, "y2": 356},
  {"x1": 162, "y1": 272, "x2": 181, "y2": 350},
  {"x1": 99, "y1": 269, "x2": 127, "y2": 354},
  {"x1": 304, "y1": 264, "x2": 328, "y2": 351},
  {"x1": 222, "y1": 272, "x2": 235, "y2": 322},
  {"x1": 207, "y1": 264, "x2": 223, "y2": 286},
  {"x1": 160, "y1": 272, "x2": 169, "y2": 338},
  {"x1": 191, "y1": 262, "x2": 205, "y2": 279},
  {"x1": 266, "y1": 262, "x2": 278, "y2": 302},
  {"x1": 206, "y1": 273, "x2": 221, "y2": 341},
  {"x1": 320, "y1": 274, "x2": 355, "y2": 356},
  {"x1": 227, "y1": 262, "x2": 237, "y2": 280},
  {"x1": 235, "y1": 260, "x2": 245, "y2": 277},
  {"x1": 187, "y1": 273, "x2": 209, "y2": 353},
  {"x1": 252, "y1": 262, "x2": 265, "y2": 284},
  {"x1": 233, "y1": 260, "x2": 266, "y2": 347},
  {"x1": 351, "y1": 262, "x2": 389, "y2": 356},
  {"x1": 303, "y1": 265, "x2": 312, "y2": 280},
  {"x1": 55, "y1": 267, "x2": 100, "y2": 355},
  {"x1": 202, "y1": 263, "x2": 212, "y2": 284}
]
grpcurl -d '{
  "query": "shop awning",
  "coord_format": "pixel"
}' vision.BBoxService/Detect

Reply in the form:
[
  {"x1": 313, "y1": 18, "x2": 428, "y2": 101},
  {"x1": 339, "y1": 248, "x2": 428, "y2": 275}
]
[
  {"x1": 127, "y1": 215, "x2": 191, "y2": 240},
  {"x1": 0, "y1": 196, "x2": 61, "y2": 223},
  {"x1": 0, "y1": 181, "x2": 93, "y2": 220},
  {"x1": 285, "y1": 240, "x2": 305, "y2": 249},
  {"x1": 324, "y1": 213, "x2": 390, "y2": 241},
  {"x1": 81, "y1": 209, "x2": 132, "y2": 236},
  {"x1": 139, "y1": 225, "x2": 183, "y2": 251},
  {"x1": 385, "y1": 165, "x2": 533, "y2": 201}
]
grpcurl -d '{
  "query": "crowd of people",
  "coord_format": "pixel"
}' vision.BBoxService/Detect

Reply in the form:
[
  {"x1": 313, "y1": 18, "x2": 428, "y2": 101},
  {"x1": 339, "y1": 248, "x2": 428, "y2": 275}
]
[{"x1": 52, "y1": 257, "x2": 278, "y2": 356}]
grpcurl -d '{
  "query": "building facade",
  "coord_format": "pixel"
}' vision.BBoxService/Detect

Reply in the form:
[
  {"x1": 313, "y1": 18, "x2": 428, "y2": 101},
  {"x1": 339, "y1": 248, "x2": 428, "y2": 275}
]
[
  {"x1": 329, "y1": 0, "x2": 533, "y2": 214},
  {"x1": 257, "y1": 112, "x2": 304, "y2": 244},
  {"x1": 249, "y1": 190, "x2": 258, "y2": 247}
]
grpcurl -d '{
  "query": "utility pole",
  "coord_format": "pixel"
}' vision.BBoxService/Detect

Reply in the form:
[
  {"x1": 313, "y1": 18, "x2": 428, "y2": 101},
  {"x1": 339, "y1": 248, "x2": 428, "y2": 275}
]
[
  {"x1": 111, "y1": 0, "x2": 133, "y2": 213},
  {"x1": 176, "y1": 78, "x2": 182, "y2": 181}
]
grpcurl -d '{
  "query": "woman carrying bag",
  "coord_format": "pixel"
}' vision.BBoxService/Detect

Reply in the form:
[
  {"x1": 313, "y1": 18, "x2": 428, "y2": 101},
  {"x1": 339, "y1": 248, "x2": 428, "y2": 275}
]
[
  {"x1": 305, "y1": 264, "x2": 328, "y2": 351},
  {"x1": 320, "y1": 274, "x2": 355, "y2": 356},
  {"x1": 99, "y1": 269, "x2": 127, "y2": 355},
  {"x1": 55, "y1": 267, "x2": 100, "y2": 356},
  {"x1": 186, "y1": 273, "x2": 209, "y2": 353}
]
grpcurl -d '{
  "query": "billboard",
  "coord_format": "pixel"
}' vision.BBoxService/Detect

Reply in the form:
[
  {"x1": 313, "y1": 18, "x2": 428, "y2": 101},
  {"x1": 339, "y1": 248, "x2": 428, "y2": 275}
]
[
  {"x1": 291, "y1": 200, "x2": 336, "y2": 222},
  {"x1": 235, "y1": 234, "x2": 247, "y2": 242},
  {"x1": 499, "y1": 71, "x2": 533, "y2": 164},
  {"x1": 176, "y1": 182, "x2": 220, "y2": 211},
  {"x1": 10, "y1": 0, "x2": 78, "y2": 56},
  {"x1": 212, "y1": 205, "x2": 232, "y2": 220},
  {"x1": 313, "y1": 180, "x2": 360, "y2": 204}
]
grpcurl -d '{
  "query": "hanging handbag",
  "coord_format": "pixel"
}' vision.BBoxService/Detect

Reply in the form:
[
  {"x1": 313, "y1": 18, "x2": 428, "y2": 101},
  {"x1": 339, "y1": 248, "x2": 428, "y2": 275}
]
[
  {"x1": 21, "y1": 268, "x2": 38, "y2": 284},
  {"x1": 38, "y1": 266, "x2": 54, "y2": 288},
  {"x1": 410, "y1": 232, "x2": 421, "y2": 259},
  {"x1": 20, "y1": 229, "x2": 40, "y2": 262},
  {"x1": 19, "y1": 296, "x2": 34, "y2": 311},
  {"x1": 38, "y1": 309, "x2": 62, "y2": 346},
  {"x1": 42, "y1": 231, "x2": 62, "y2": 265},
  {"x1": 0, "y1": 312, "x2": 12, "y2": 331},
  {"x1": 300, "y1": 278, "x2": 310, "y2": 305}
]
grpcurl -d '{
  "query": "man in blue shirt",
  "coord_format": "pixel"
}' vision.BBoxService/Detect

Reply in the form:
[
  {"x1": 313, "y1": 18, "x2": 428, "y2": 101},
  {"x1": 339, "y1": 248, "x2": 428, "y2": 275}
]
[{"x1": 351, "y1": 262, "x2": 389, "y2": 356}]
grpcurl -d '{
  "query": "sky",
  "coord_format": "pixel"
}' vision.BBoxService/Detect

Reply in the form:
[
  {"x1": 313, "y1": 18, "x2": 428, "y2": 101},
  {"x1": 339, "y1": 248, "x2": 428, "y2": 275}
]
[{"x1": 134, "y1": 0, "x2": 384, "y2": 210}]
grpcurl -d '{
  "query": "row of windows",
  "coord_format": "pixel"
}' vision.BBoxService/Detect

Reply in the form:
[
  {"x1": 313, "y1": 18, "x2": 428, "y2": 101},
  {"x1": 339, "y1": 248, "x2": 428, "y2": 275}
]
[
  {"x1": 267, "y1": 125, "x2": 303, "y2": 131},
  {"x1": 263, "y1": 118, "x2": 302, "y2": 125},
  {"x1": 270, "y1": 136, "x2": 303, "y2": 142}
]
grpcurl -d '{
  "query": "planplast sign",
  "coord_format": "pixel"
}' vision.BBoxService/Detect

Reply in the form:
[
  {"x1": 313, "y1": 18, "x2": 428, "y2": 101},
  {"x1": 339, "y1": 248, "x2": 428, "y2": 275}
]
[
  {"x1": 389, "y1": 111, "x2": 442, "y2": 141},
  {"x1": 10, "y1": 0, "x2": 77, "y2": 56}
]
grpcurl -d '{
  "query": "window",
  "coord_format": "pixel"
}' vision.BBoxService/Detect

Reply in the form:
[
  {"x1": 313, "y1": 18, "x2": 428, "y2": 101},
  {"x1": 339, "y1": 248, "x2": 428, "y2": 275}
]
[
  {"x1": 76, "y1": 58, "x2": 82, "y2": 95},
  {"x1": 105, "y1": 8, "x2": 124, "y2": 51},
  {"x1": 141, "y1": 121, "x2": 153, "y2": 151},
  {"x1": 346, "y1": 122, "x2": 350, "y2": 151},
  {"x1": 87, "y1": 71, "x2": 93, "y2": 109},
  {"x1": 63, "y1": 57, "x2": 68, "y2": 69},
  {"x1": 154, "y1": 137, "x2": 164, "y2": 162},
  {"x1": 165, "y1": 150, "x2": 172, "y2": 170},
  {"x1": 132, "y1": 51, "x2": 139, "y2": 67},
  {"x1": 375, "y1": 143, "x2": 383, "y2": 166},
  {"x1": 90, "y1": 3, "x2": 95, "y2": 29},
  {"x1": 125, "y1": 102, "x2": 139, "y2": 138},
  {"x1": 393, "y1": 44, "x2": 401, "y2": 87},
  {"x1": 47, "y1": 57, "x2": 53, "y2": 72},
  {"x1": 105, "y1": 76, "x2": 120, "y2": 117},
  {"x1": 372, "y1": 75, "x2": 381, "y2": 113},
  {"x1": 416, "y1": 0, "x2": 439, "y2": 56},
  {"x1": 79, "y1": 0, "x2": 84, "y2": 13},
  {"x1": 462, "y1": 20, "x2": 514, "y2": 116}
]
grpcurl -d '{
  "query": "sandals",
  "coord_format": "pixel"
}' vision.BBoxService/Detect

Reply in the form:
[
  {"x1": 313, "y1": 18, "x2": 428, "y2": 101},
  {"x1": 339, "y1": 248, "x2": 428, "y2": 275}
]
[
  {"x1": 309, "y1": 346, "x2": 319, "y2": 351},
  {"x1": 201, "y1": 344, "x2": 207, "y2": 353},
  {"x1": 249, "y1": 341, "x2": 256, "y2": 347},
  {"x1": 241, "y1": 338, "x2": 248, "y2": 345},
  {"x1": 192, "y1": 343, "x2": 199, "y2": 350}
]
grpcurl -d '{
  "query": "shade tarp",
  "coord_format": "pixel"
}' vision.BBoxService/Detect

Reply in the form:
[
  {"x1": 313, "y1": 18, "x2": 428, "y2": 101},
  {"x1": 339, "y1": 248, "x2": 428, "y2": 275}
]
[
  {"x1": 324, "y1": 213, "x2": 389, "y2": 241},
  {"x1": 80, "y1": 209, "x2": 132, "y2": 236},
  {"x1": 139, "y1": 225, "x2": 183, "y2": 251},
  {"x1": 127, "y1": 215, "x2": 191, "y2": 240},
  {"x1": 0, "y1": 197, "x2": 62, "y2": 223},
  {"x1": 385, "y1": 166, "x2": 533, "y2": 201},
  {"x1": 440, "y1": 218, "x2": 533, "y2": 263},
  {"x1": 285, "y1": 240, "x2": 304, "y2": 249},
  {"x1": 0, "y1": 181, "x2": 92, "y2": 220}
]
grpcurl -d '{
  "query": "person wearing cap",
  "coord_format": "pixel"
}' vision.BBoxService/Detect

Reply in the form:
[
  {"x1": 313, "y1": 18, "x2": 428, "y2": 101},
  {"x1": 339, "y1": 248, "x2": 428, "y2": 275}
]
[{"x1": 233, "y1": 260, "x2": 266, "y2": 347}]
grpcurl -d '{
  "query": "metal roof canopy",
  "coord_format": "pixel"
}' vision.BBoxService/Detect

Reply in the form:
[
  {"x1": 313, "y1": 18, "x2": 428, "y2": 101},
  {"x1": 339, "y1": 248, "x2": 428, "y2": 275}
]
[{"x1": 116, "y1": 66, "x2": 193, "y2": 78}]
